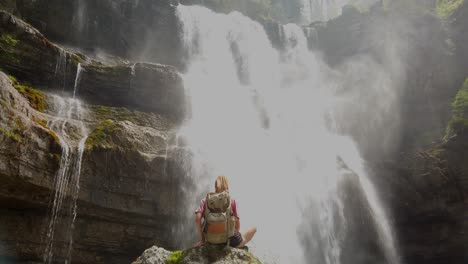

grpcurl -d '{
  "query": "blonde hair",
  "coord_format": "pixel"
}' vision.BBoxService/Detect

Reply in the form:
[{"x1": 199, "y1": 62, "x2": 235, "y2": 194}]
[{"x1": 215, "y1": 175, "x2": 229, "y2": 193}]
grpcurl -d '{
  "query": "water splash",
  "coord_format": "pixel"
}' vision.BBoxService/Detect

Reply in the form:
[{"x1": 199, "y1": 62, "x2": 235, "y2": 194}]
[
  {"x1": 43, "y1": 95, "x2": 88, "y2": 264},
  {"x1": 176, "y1": 5, "x2": 399, "y2": 264}
]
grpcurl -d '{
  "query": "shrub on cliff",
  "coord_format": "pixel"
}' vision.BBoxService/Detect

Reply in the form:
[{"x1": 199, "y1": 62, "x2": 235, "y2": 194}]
[{"x1": 447, "y1": 78, "x2": 468, "y2": 136}]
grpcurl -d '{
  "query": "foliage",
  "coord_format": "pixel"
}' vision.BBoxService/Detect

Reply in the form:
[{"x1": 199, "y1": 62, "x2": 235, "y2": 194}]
[
  {"x1": 446, "y1": 78, "x2": 468, "y2": 136},
  {"x1": 0, "y1": 33, "x2": 18, "y2": 46},
  {"x1": 436, "y1": 0, "x2": 464, "y2": 18},
  {"x1": 92, "y1": 105, "x2": 143, "y2": 125},
  {"x1": 13, "y1": 84, "x2": 47, "y2": 111},
  {"x1": 0, "y1": 127, "x2": 21, "y2": 142},
  {"x1": 166, "y1": 251, "x2": 184, "y2": 264},
  {"x1": 85, "y1": 120, "x2": 118, "y2": 149},
  {"x1": 6, "y1": 74, "x2": 47, "y2": 111},
  {"x1": 0, "y1": 34, "x2": 20, "y2": 64}
]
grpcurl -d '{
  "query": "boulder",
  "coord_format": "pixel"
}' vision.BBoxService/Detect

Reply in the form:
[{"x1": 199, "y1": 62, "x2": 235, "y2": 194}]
[{"x1": 132, "y1": 245, "x2": 262, "y2": 264}]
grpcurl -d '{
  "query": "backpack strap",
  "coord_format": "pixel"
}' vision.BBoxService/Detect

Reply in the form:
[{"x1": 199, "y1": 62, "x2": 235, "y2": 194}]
[
  {"x1": 202, "y1": 192, "x2": 211, "y2": 242},
  {"x1": 226, "y1": 196, "x2": 231, "y2": 247}
]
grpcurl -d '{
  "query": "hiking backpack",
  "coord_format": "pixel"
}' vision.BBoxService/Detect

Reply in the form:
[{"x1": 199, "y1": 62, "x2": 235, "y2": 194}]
[{"x1": 203, "y1": 191, "x2": 236, "y2": 245}]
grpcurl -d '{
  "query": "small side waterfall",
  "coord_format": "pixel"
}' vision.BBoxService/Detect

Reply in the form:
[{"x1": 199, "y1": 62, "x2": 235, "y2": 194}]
[
  {"x1": 43, "y1": 66, "x2": 89, "y2": 264},
  {"x1": 176, "y1": 5, "x2": 400, "y2": 264},
  {"x1": 54, "y1": 49, "x2": 68, "y2": 91},
  {"x1": 73, "y1": 63, "x2": 84, "y2": 98}
]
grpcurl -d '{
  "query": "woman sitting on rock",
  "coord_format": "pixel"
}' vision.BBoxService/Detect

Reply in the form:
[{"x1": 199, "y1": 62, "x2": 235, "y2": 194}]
[{"x1": 195, "y1": 175, "x2": 257, "y2": 248}]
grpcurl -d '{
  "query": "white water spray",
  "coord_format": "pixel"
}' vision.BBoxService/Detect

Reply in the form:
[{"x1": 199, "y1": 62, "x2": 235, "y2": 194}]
[
  {"x1": 176, "y1": 4, "x2": 399, "y2": 264},
  {"x1": 43, "y1": 95, "x2": 88, "y2": 264}
]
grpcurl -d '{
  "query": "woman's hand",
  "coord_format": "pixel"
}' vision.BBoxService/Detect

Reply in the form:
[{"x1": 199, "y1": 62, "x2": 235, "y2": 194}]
[{"x1": 194, "y1": 241, "x2": 205, "y2": 247}]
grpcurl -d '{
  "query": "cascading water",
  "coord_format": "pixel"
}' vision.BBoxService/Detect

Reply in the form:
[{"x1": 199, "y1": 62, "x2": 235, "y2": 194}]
[
  {"x1": 43, "y1": 66, "x2": 88, "y2": 263},
  {"x1": 73, "y1": 63, "x2": 84, "y2": 98},
  {"x1": 176, "y1": 4, "x2": 399, "y2": 264},
  {"x1": 54, "y1": 49, "x2": 68, "y2": 91}
]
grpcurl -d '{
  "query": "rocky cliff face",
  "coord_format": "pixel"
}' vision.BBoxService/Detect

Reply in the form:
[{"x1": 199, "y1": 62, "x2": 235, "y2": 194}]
[
  {"x1": 0, "y1": 0, "x2": 182, "y2": 67},
  {"x1": 0, "y1": 9, "x2": 191, "y2": 263},
  {"x1": 307, "y1": 3, "x2": 462, "y2": 157}
]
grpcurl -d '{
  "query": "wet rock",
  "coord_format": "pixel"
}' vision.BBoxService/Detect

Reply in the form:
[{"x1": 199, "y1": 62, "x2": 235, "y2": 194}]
[
  {"x1": 78, "y1": 62, "x2": 186, "y2": 122},
  {"x1": 5, "y1": 0, "x2": 183, "y2": 68},
  {"x1": 0, "y1": 71, "x2": 192, "y2": 263},
  {"x1": 0, "y1": 11, "x2": 186, "y2": 121}
]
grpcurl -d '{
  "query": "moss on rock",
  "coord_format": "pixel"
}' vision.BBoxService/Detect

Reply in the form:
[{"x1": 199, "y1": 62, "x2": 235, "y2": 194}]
[
  {"x1": 90, "y1": 105, "x2": 164, "y2": 128},
  {"x1": 0, "y1": 127, "x2": 21, "y2": 142},
  {"x1": 437, "y1": 0, "x2": 465, "y2": 18},
  {"x1": 13, "y1": 84, "x2": 47, "y2": 111},
  {"x1": 166, "y1": 250, "x2": 184, "y2": 264},
  {"x1": 86, "y1": 120, "x2": 118, "y2": 149},
  {"x1": 446, "y1": 78, "x2": 468, "y2": 136},
  {"x1": 1, "y1": 33, "x2": 18, "y2": 46}
]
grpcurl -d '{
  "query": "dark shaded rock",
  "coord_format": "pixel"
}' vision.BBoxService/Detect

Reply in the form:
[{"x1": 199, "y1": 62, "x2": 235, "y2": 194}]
[
  {"x1": 0, "y1": 10, "x2": 82, "y2": 88},
  {"x1": 0, "y1": 11, "x2": 186, "y2": 121},
  {"x1": 78, "y1": 62, "x2": 186, "y2": 122},
  {"x1": 4, "y1": 0, "x2": 183, "y2": 68},
  {"x1": 375, "y1": 135, "x2": 468, "y2": 264}
]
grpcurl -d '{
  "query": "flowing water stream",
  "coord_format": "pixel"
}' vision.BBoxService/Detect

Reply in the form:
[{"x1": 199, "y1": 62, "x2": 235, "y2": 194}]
[
  {"x1": 176, "y1": 5, "x2": 399, "y2": 264},
  {"x1": 43, "y1": 63, "x2": 88, "y2": 264}
]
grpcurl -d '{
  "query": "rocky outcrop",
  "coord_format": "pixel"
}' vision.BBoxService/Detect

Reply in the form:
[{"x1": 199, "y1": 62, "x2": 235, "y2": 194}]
[
  {"x1": 0, "y1": 10, "x2": 83, "y2": 87},
  {"x1": 370, "y1": 77, "x2": 468, "y2": 264},
  {"x1": 0, "y1": 69, "x2": 192, "y2": 263},
  {"x1": 132, "y1": 245, "x2": 262, "y2": 264},
  {"x1": 0, "y1": 11, "x2": 186, "y2": 121},
  {"x1": 77, "y1": 62, "x2": 185, "y2": 122},
  {"x1": 374, "y1": 135, "x2": 468, "y2": 264},
  {"x1": 0, "y1": 11, "x2": 188, "y2": 263},
  {"x1": 0, "y1": 0, "x2": 183, "y2": 68}
]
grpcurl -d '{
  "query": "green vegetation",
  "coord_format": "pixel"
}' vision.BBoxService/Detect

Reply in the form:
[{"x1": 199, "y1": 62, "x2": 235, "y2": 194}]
[
  {"x1": 86, "y1": 120, "x2": 118, "y2": 149},
  {"x1": 13, "y1": 84, "x2": 47, "y2": 111},
  {"x1": 6, "y1": 74, "x2": 47, "y2": 112},
  {"x1": 166, "y1": 251, "x2": 184, "y2": 264},
  {"x1": 436, "y1": 0, "x2": 464, "y2": 18},
  {"x1": 0, "y1": 33, "x2": 18, "y2": 46},
  {"x1": 0, "y1": 127, "x2": 21, "y2": 142},
  {"x1": 446, "y1": 78, "x2": 468, "y2": 136},
  {"x1": 90, "y1": 105, "x2": 156, "y2": 127},
  {"x1": 0, "y1": 33, "x2": 21, "y2": 64}
]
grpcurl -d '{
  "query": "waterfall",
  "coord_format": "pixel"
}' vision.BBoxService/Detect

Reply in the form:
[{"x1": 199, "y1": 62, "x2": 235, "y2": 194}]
[
  {"x1": 54, "y1": 49, "x2": 68, "y2": 91},
  {"x1": 176, "y1": 4, "x2": 399, "y2": 264},
  {"x1": 43, "y1": 95, "x2": 88, "y2": 264},
  {"x1": 73, "y1": 63, "x2": 84, "y2": 98}
]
